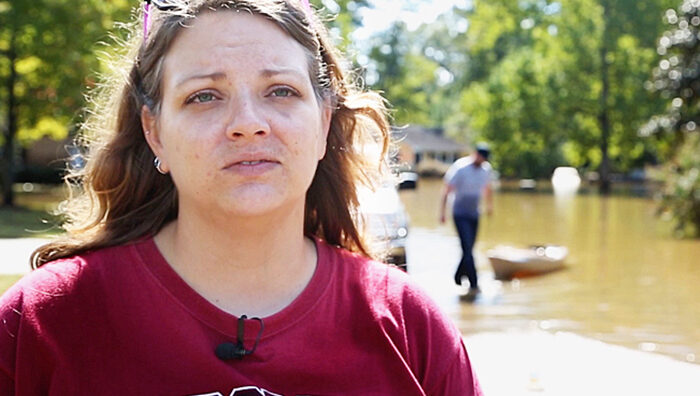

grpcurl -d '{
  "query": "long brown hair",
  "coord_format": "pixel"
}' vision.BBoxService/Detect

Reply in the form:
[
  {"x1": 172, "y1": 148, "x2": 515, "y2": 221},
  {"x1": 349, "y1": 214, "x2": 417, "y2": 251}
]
[{"x1": 31, "y1": 0, "x2": 391, "y2": 268}]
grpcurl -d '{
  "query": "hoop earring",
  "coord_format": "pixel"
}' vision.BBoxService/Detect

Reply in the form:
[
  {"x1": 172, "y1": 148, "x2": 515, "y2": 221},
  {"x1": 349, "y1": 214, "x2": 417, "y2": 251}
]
[{"x1": 154, "y1": 157, "x2": 167, "y2": 174}]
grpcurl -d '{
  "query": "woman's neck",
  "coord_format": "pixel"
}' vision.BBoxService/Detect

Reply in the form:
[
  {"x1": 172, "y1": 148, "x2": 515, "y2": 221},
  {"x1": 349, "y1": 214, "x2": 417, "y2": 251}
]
[{"x1": 153, "y1": 203, "x2": 317, "y2": 317}]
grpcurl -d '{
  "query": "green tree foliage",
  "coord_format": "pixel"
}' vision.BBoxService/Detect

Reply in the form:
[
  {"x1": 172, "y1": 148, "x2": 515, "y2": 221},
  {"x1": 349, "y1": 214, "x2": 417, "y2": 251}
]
[
  {"x1": 368, "y1": 22, "x2": 446, "y2": 126},
  {"x1": 560, "y1": 0, "x2": 673, "y2": 192},
  {"x1": 461, "y1": 49, "x2": 568, "y2": 178},
  {"x1": 457, "y1": 0, "x2": 673, "y2": 180},
  {"x1": 313, "y1": 0, "x2": 370, "y2": 49},
  {"x1": 364, "y1": 0, "x2": 675, "y2": 181},
  {"x1": 645, "y1": 1, "x2": 700, "y2": 237},
  {"x1": 0, "y1": 0, "x2": 132, "y2": 205},
  {"x1": 366, "y1": 12, "x2": 469, "y2": 127},
  {"x1": 656, "y1": 133, "x2": 700, "y2": 237},
  {"x1": 455, "y1": 0, "x2": 570, "y2": 178}
]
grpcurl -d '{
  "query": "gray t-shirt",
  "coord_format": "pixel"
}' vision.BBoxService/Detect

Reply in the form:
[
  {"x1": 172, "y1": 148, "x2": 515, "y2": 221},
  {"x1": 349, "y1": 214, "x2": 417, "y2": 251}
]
[{"x1": 445, "y1": 157, "x2": 492, "y2": 217}]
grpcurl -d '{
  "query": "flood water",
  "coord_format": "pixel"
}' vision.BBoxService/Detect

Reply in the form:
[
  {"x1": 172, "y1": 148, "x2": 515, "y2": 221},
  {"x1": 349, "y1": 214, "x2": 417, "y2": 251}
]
[{"x1": 400, "y1": 178, "x2": 700, "y2": 364}]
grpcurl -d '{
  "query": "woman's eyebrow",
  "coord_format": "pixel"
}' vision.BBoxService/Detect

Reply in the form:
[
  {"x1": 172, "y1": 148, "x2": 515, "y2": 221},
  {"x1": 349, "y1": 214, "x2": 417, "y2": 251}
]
[
  {"x1": 175, "y1": 72, "x2": 227, "y2": 86},
  {"x1": 260, "y1": 68, "x2": 306, "y2": 80},
  {"x1": 174, "y1": 69, "x2": 304, "y2": 86}
]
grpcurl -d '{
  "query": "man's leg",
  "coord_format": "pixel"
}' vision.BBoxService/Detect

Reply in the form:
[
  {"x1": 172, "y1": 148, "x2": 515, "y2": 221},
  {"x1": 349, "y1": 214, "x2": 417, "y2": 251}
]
[
  {"x1": 463, "y1": 216, "x2": 480, "y2": 289},
  {"x1": 453, "y1": 215, "x2": 479, "y2": 288}
]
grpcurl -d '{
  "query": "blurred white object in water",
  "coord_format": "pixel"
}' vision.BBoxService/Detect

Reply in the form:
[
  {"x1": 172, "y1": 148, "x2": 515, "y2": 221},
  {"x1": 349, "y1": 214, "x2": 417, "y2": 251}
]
[
  {"x1": 551, "y1": 167, "x2": 581, "y2": 193},
  {"x1": 519, "y1": 179, "x2": 537, "y2": 190},
  {"x1": 487, "y1": 245, "x2": 568, "y2": 280}
]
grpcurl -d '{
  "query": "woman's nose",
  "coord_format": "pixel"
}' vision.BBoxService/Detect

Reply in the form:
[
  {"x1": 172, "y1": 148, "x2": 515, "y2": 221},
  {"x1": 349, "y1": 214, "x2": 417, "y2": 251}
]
[{"x1": 224, "y1": 97, "x2": 270, "y2": 140}]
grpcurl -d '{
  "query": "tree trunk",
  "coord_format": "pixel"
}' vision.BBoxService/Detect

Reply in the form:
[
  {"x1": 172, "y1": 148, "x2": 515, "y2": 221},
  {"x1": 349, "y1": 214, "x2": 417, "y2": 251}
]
[
  {"x1": 598, "y1": 0, "x2": 611, "y2": 195},
  {"x1": 2, "y1": 25, "x2": 17, "y2": 207}
]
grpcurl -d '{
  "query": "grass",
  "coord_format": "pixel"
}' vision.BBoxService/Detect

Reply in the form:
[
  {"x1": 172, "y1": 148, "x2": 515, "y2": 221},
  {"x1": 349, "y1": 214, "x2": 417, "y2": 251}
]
[
  {"x1": 0, "y1": 183, "x2": 66, "y2": 238},
  {"x1": 0, "y1": 206, "x2": 63, "y2": 238},
  {"x1": 0, "y1": 275, "x2": 22, "y2": 294},
  {"x1": 0, "y1": 184, "x2": 66, "y2": 294}
]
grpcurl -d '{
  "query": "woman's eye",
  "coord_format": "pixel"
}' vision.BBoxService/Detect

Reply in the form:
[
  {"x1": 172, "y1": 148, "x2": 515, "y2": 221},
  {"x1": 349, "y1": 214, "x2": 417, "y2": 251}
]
[
  {"x1": 270, "y1": 87, "x2": 297, "y2": 98},
  {"x1": 187, "y1": 92, "x2": 217, "y2": 104}
]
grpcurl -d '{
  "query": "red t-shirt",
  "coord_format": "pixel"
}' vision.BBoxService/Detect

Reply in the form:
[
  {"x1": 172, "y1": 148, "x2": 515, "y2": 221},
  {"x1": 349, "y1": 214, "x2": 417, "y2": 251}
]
[{"x1": 0, "y1": 238, "x2": 482, "y2": 395}]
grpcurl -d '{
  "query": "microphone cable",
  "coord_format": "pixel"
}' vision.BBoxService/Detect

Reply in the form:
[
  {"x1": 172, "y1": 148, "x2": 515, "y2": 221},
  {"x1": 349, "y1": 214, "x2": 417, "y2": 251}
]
[{"x1": 215, "y1": 315, "x2": 264, "y2": 361}]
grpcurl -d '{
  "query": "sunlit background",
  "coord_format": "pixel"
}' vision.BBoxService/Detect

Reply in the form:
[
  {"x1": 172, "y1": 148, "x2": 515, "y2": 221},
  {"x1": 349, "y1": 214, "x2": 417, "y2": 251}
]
[{"x1": 1, "y1": 0, "x2": 699, "y2": 394}]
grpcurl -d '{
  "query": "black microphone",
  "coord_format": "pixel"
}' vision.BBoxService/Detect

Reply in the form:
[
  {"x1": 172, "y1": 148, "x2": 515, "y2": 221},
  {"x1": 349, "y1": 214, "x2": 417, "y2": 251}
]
[
  {"x1": 215, "y1": 341, "x2": 247, "y2": 360},
  {"x1": 215, "y1": 315, "x2": 264, "y2": 361}
]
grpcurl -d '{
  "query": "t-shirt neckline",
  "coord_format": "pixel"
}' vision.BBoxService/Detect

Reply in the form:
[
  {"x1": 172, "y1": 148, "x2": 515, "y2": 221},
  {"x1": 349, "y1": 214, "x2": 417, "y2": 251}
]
[{"x1": 132, "y1": 236, "x2": 333, "y2": 340}]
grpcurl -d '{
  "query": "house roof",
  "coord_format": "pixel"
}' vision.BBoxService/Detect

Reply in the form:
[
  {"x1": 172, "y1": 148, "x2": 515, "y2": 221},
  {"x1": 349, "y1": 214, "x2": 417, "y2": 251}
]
[{"x1": 394, "y1": 126, "x2": 467, "y2": 153}]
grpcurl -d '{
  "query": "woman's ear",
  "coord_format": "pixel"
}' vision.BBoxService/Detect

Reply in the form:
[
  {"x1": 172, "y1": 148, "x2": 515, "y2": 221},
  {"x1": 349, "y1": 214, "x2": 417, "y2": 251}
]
[{"x1": 141, "y1": 105, "x2": 169, "y2": 172}]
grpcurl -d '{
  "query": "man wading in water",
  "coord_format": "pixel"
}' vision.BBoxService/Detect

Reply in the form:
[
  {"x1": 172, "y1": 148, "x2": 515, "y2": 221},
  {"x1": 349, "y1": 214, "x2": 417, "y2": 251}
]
[{"x1": 440, "y1": 144, "x2": 494, "y2": 301}]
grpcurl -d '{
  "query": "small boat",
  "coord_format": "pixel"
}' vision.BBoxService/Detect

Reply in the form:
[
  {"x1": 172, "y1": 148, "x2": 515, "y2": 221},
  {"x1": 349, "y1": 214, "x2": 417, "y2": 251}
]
[{"x1": 487, "y1": 245, "x2": 568, "y2": 280}]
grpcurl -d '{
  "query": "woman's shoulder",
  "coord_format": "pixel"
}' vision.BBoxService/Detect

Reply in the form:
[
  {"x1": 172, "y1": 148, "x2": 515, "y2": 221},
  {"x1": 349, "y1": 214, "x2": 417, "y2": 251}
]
[
  {"x1": 0, "y1": 241, "x2": 144, "y2": 312},
  {"x1": 320, "y1": 240, "x2": 439, "y2": 316},
  {"x1": 321, "y1": 240, "x2": 409, "y2": 284},
  {"x1": 320, "y1": 241, "x2": 465, "y2": 366}
]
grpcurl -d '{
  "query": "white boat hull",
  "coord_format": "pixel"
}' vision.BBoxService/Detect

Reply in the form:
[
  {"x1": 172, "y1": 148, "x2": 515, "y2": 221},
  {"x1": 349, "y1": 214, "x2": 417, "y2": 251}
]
[{"x1": 487, "y1": 245, "x2": 568, "y2": 280}]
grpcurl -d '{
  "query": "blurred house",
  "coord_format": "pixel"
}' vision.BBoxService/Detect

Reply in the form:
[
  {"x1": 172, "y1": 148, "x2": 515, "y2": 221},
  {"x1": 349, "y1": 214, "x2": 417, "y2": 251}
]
[
  {"x1": 393, "y1": 126, "x2": 467, "y2": 176},
  {"x1": 17, "y1": 136, "x2": 73, "y2": 183}
]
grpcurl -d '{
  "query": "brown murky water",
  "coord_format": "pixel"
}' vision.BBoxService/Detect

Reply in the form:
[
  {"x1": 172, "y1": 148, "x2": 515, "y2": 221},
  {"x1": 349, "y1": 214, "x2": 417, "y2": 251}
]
[{"x1": 400, "y1": 178, "x2": 700, "y2": 364}]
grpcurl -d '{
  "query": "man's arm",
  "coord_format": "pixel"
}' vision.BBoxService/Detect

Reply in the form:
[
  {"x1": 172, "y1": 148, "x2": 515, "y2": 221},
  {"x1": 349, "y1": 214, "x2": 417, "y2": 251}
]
[
  {"x1": 483, "y1": 183, "x2": 493, "y2": 216},
  {"x1": 439, "y1": 184, "x2": 455, "y2": 224}
]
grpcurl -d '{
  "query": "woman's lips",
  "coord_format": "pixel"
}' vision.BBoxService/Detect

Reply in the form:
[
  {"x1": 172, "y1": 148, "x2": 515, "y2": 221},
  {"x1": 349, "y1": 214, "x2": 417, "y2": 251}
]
[{"x1": 224, "y1": 159, "x2": 280, "y2": 176}]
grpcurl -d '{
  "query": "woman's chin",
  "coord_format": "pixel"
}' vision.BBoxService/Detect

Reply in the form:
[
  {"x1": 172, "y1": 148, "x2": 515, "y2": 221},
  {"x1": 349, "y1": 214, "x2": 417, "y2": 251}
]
[
  {"x1": 181, "y1": 182, "x2": 305, "y2": 220},
  {"x1": 225, "y1": 202, "x2": 284, "y2": 218},
  {"x1": 220, "y1": 189, "x2": 296, "y2": 217}
]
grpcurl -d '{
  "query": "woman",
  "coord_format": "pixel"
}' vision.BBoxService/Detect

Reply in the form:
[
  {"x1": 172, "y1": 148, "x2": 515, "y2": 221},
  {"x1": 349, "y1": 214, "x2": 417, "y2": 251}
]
[{"x1": 0, "y1": 0, "x2": 482, "y2": 394}]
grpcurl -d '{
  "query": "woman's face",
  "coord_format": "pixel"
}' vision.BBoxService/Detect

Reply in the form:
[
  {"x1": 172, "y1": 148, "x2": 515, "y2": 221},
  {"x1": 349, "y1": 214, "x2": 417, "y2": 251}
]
[{"x1": 143, "y1": 11, "x2": 331, "y2": 219}]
